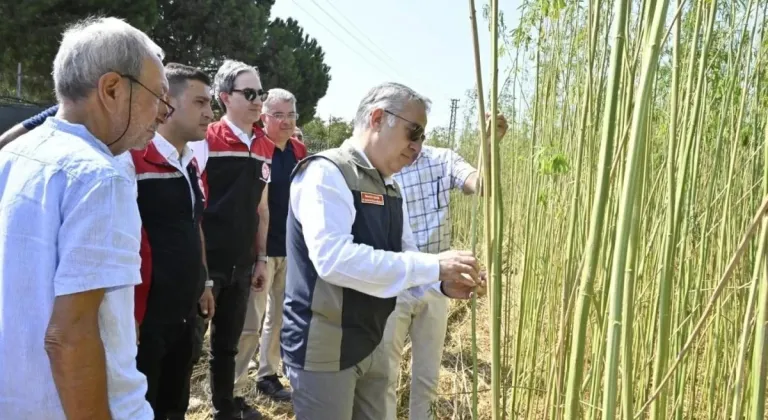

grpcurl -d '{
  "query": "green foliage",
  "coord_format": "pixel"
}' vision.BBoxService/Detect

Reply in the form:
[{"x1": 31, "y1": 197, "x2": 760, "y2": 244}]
[
  {"x1": 300, "y1": 116, "x2": 353, "y2": 153},
  {"x1": 0, "y1": 0, "x2": 158, "y2": 101},
  {"x1": 256, "y1": 18, "x2": 331, "y2": 126},
  {"x1": 538, "y1": 148, "x2": 570, "y2": 176},
  {"x1": 0, "y1": 0, "x2": 331, "y2": 122},
  {"x1": 149, "y1": 0, "x2": 272, "y2": 67}
]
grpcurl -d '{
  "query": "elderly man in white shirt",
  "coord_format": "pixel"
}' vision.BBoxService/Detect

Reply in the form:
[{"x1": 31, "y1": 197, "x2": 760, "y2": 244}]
[
  {"x1": 0, "y1": 17, "x2": 170, "y2": 420},
  {"x1": 281, "y1": 82, "x2": 487, "y2": 420}
]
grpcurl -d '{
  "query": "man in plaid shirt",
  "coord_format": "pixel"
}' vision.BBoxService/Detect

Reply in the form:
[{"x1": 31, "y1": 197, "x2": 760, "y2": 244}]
[{"x1": 382, "y1": 113, "x2": 508, "y2": 419}]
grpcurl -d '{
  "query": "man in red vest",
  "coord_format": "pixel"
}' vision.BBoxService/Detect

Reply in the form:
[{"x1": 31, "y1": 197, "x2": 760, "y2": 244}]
[
  {"x1": 121, "y1": 62, "x2": 215, "y2": 420},
  {"x1": 189, "y1": 59, "x2": 271, "y2": 420},
  {"x1": 233, "y1": 88, "x2": 307, "y2": 402}
]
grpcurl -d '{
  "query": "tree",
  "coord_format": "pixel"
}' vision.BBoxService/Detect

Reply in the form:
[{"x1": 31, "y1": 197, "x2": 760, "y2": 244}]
[
  {"x1": 0, "y1": 0, "x2": 331, "y2": 122},
  {"x1": 300, "y1": 116, "x2": 353, "y2": 153},
  {"x1": 0, "y1": 0, "x2": 158, "y2": 100},
  {"x1": 149, "y1": 0, "x2": 273, "y2": 69},
  {"x1": 256, "y1": 18, "x2": 331, "y2": 126}
]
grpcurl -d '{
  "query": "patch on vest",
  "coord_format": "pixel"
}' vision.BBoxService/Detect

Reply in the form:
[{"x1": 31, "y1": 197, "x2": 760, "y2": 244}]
[
  {"x1": 360, "y1": 192, "x2": 385, "y2": 206},
  {"x1": 261, "y1": 161, "x2": 271, "y2": 181}
]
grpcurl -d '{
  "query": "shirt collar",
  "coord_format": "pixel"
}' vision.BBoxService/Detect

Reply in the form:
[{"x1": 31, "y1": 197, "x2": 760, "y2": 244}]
[
  {"x1": 405, "y1": 144, "x2": 431, "y2": 168},
  {"x1": 222, "y1": 115, "x2": 256, "y2": 143},
  {"x1": 152, "y1": 132, "x2": 193, "y2": 167},
  {"x1": 345, "y1": 139, "x2": 394, "y2": 186},
  {"x1": 45, "y1": 117, "x2": 112, "y2": 157},
  {"x1": 274, "y1": 138, "x2": 293, "y2": 153}
]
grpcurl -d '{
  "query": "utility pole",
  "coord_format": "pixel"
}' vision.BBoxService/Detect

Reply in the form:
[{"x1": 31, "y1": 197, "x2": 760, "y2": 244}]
[{"x1": 448, "y1": 98, "x2": 459, "y2": 146}]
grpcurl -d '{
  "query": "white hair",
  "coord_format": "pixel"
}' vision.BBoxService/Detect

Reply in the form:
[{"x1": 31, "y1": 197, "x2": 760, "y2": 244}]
[
  {"x1": 263, "y1": 88, "x2": 296, "y2": 114},
  {"x1": 53, "y1": 16, "x2": 164, "y2": 102},
  {"x1": 213, "y1": 59, "x2": 259, "y2": 111},
  {"x1": 353, "y1": 82, "x2": 431, "y2": 132}
]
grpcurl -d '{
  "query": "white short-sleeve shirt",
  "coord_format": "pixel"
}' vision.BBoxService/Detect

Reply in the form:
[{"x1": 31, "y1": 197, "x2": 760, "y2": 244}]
[{"x1": 0, "y1": 118, "x2": 153, "y2": 420}]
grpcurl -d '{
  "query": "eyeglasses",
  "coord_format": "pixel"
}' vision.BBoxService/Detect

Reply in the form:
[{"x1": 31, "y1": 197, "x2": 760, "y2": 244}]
[
  {"x1": 384, "y1": 110, "x2": 426, "y2": 142},
  {"x1": 265, "y1": 112, "x2": 299, "y2": 122},
  {"x1": 232, "y1": 88, "x2": 269, "y2": 103},
  {"x1": 118, "y1": 73, "x2": 175, "y2": 121}
]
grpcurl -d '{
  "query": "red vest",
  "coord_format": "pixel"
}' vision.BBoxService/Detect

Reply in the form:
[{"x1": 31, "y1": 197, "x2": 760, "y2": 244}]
[{"x1": 202, "y1": 121, "x2": 274, "y2": 268}]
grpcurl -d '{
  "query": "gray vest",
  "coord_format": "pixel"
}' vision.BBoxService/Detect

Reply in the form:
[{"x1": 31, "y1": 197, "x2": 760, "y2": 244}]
[{"x1": 281, "y1": 143, "x2": 404, "y2": 371}]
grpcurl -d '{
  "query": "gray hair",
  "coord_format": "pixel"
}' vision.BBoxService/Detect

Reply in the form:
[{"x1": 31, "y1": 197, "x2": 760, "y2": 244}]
[
  {"x1": 53, "y1": 16, "x2": 164, "y2": 102},
  {"x1": 263, "y1": 88, "x2": 296, "y2": 114},
  {"x1": 353, "y1": 82, "x2": 431, "y2": 131},
  {"x1": 213, "y1": 59, "x2": 260, "y2": 110}
]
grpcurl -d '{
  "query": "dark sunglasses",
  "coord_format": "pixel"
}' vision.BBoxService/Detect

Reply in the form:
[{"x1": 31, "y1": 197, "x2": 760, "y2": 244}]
[
  {"x1": 384, "y1": 110, "x2": 425, "y2": 142},
  {"x1": 118, "y1": 73, "x2": 175, "y2": 121},
  {"x1": 232, "y1": 88, "x2": 269, "y2": 103}
]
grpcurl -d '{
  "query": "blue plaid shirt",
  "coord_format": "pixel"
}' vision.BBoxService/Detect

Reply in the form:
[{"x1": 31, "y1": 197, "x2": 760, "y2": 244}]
[{"x1": 394, "y1": 145, "x2": 476, "y2": 255}]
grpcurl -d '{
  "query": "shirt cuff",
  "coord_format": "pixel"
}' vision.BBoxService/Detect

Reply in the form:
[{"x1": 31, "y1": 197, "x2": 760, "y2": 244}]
[
  {"x1": 431, "y1": 281, "x2": 445, "y2": 296},
  {"x1": 405, "y1": 251, "x2": 440, "y2": 288}
]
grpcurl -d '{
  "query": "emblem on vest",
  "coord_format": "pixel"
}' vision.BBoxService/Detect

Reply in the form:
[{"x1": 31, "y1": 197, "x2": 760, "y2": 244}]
[
  {"x1": 261, "y1": 161, "x2": 271, "y2": 182},
  {"x1": 360, "y1": 192, "x2": 385, "y2": 206}
]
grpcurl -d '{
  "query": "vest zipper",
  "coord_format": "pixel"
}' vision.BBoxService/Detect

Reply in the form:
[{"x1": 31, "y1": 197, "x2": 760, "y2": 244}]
[{"x1": 378, "y1": 172, "x2": 394, "y2": 250}]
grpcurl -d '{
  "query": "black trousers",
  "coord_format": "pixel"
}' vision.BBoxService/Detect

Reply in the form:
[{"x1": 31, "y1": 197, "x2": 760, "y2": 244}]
[
  {"x1": 208, "y1": 264, "x2": 252, "y2": 416},
  {"x1": 136, "y1": 317, "x2": 198, "y2": 420}
]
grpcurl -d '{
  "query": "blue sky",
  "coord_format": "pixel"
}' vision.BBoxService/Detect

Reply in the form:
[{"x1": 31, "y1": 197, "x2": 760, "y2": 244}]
[{"x1": 270, "y1": 0, "x2": 521, "y2": 132}]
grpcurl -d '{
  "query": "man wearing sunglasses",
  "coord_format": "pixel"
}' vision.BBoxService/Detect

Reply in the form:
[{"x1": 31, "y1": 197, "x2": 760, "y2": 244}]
[
  {"x1": 233, "y1": 88, "x2": 307, "y2": 403},
  {"x1": 281, "y1": 82, "x2": 487, "y2": 419},
  {"x1": 380, "y1": 111, "x2": 508, "y2": 419},
  {"x1": 189, "y1": 59, "x2": 271, "y2": 420}
]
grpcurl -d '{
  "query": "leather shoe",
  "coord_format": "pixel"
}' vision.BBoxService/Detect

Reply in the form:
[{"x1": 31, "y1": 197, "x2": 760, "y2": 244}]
[{"x1": 256, "y1": 374, "x2": 292, "y2": 402}]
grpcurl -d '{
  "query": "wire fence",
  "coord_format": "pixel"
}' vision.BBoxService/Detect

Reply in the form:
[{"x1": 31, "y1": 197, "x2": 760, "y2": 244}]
[{"x1": 0, "y1": 96, "x2": 53, "y2": 133}]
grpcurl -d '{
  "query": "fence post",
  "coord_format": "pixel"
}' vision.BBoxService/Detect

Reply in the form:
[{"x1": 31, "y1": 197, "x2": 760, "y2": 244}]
[{"x1": 16, "y1": 63, "x2": 22, "y2": 99}]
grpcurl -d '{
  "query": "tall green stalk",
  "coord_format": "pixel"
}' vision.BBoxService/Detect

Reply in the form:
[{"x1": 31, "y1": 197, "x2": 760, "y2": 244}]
[
  {"x1": 467, "y1": 0, "x2": 488, "y2": 418},
  {"x1": 563, "y1": 0, "x2": 629, "y2": 417},
  {"x1": 749, "y1": 119, "x2": 768, "y2": 419},
  {"x1": 488, "y1": 0, "x2": 503, "y2": 417}
]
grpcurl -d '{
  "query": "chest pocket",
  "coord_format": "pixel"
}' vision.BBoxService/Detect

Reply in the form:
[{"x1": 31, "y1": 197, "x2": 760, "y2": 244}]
[{"x1": 415, "y1": 161, "x2": 450, "y2": 212}]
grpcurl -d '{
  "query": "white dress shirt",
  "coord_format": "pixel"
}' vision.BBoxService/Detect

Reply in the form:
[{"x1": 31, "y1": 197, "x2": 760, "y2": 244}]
[
  {"x1": 289, "y1": 140, "x2": 443, "y2": 299},
  {"x1": 118, "y1": 133, "x2": 199, "y2": 210},
  {"x1": 189, "y1": 116, "x2": 256, "y2": 172}
]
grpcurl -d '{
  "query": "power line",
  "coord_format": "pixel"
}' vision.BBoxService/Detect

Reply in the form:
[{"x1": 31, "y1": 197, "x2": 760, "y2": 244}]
[
  {"x1": 318, "y1": 0, "x2": 402, "y2": 67},
  {"x1": 290, "y1": 0, "x2": 397, "y2": 81},
  {"x1": 305, "y1": 0, "x2": 409, "y2": 82},
  {"x1": 310, "y1": 1, "x2": 454, "y2": 102}
]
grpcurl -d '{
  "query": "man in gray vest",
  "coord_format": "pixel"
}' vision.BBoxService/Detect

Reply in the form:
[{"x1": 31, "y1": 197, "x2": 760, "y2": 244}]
[{"x1": 281, "y1": 82, "x2": 485, "y2": 420}]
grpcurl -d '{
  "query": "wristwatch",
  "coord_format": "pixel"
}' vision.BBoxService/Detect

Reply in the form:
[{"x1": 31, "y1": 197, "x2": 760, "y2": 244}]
[
  {"x1": 256, "y1": 255, "x2": 268, "y2": 263},
  {"x1": 205, "y1": 279, "x2": 214, "y2": 288}
]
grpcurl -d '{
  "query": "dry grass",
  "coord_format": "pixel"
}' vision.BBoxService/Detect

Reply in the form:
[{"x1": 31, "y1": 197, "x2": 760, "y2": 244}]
[{"x1": 184, "y1": 294, "x2": 512, "y2": 420}]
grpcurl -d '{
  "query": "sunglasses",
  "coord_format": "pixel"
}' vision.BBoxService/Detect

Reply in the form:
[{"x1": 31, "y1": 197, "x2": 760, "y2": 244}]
[
  {"x1": 385, "y1": 110, "x2": 425, "y2": 142},
  {"x1": 232, "y1": 88, "x2": 269, "y2": 103}
]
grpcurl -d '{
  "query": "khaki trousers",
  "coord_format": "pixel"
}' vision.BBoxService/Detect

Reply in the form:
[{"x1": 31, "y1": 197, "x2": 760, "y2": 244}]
[
  {"x1": 233, "y1": 256, "x2": 287, "y2": 393},
  {"x1": 377, "y1": 287, "x2": 450, "y2": 420}
]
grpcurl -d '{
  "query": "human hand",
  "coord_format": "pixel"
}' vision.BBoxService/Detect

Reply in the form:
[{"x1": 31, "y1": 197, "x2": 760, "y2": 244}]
[
  {"x1": 199, "y1": 287, "x2": 216, "y2": 320},
  {"x1": 251, "y1": 261, "x2": 267, "y2": 292},
  {"x1": 441, "y1": 270, "x2": 488, "y2": 300},
  {"x1": 437, "y1": 250, "x2": 480, "y2": 288},
  {"x1": 485, "y1": 112, "x2": 508, "y2": 141}
]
